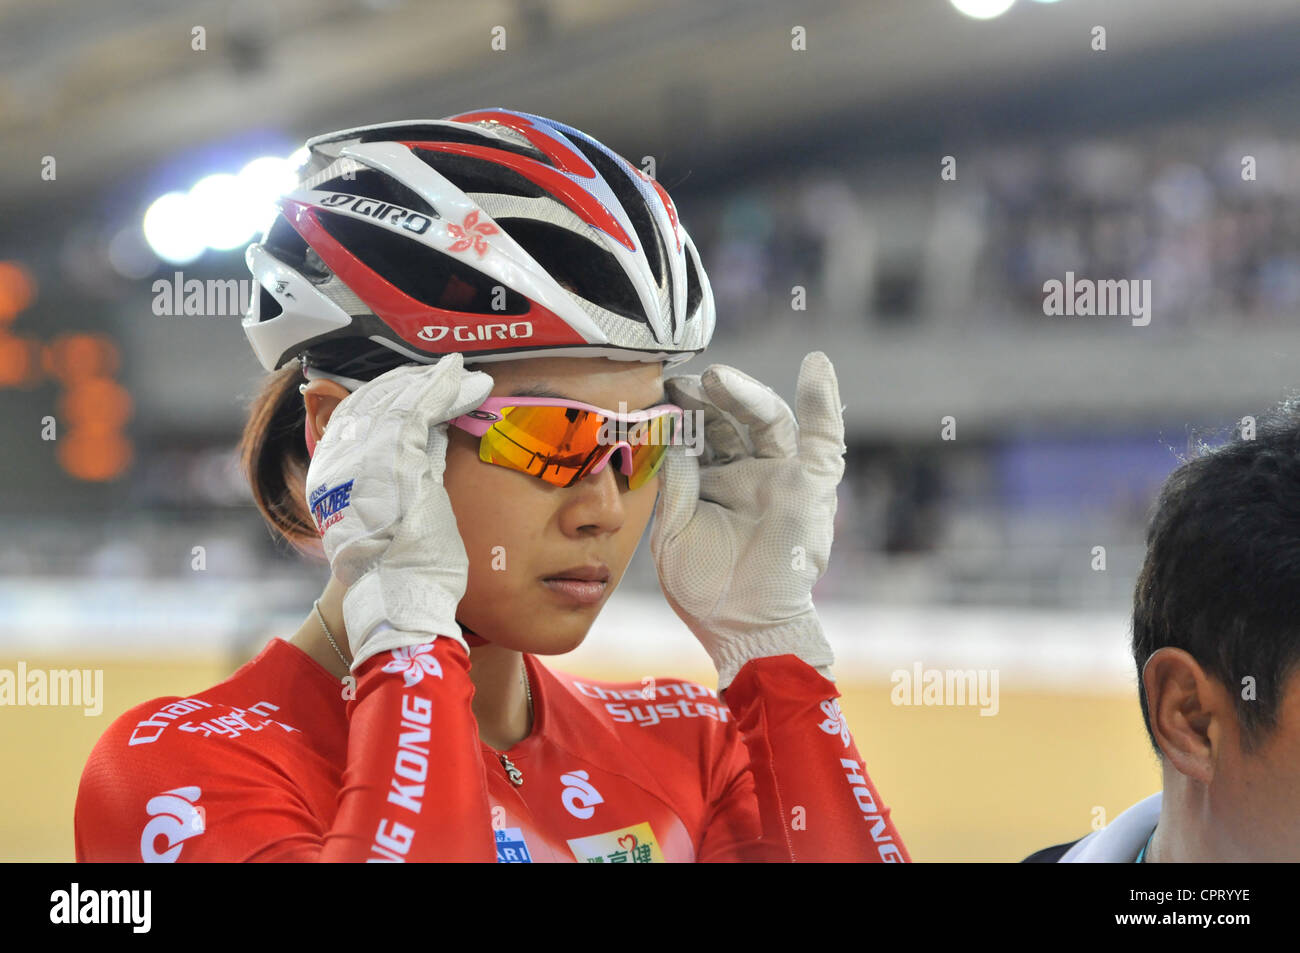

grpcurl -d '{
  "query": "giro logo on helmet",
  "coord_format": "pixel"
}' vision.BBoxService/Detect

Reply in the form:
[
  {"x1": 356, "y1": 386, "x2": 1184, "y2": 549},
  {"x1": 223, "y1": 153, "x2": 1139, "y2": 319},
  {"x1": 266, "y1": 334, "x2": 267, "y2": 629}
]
[
  {"x1": 318, "y1": 192, "x2": 432, "y2": 235},
  {"x1": 416, "y1": 322, "x2": 534, "y2": 344}
]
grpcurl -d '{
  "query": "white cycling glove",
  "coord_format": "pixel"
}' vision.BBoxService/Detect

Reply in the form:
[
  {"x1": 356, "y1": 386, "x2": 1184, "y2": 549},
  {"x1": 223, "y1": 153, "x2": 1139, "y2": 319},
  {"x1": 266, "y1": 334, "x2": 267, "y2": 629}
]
[
  {"x1": 650, "y1": 352, "x2": 846, "y2": 692},
  {"x1": 304, "y1": 353, "x2": 494, "y2": 672}
]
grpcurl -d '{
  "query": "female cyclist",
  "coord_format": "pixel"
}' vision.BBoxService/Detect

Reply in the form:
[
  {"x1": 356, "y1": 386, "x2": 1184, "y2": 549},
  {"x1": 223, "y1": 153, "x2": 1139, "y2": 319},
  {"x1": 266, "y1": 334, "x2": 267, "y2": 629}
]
[{"x1": 74, "y1": 108, "x2": 908, "y2": 862}]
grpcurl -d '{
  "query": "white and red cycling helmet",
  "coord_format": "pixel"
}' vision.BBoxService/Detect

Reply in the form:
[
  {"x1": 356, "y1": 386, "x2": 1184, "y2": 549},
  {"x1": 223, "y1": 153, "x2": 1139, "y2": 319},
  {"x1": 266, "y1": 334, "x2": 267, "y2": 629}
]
[{"x1": 243, "y1": 108, "x2": 715, "y2": 385}]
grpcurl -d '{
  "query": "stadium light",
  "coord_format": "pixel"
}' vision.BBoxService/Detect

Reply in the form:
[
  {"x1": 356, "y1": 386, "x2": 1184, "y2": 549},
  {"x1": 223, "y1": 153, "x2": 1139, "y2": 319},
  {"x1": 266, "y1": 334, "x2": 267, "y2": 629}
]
[
  {"x1": 236, "y1": 155, "x2": 299, "y2": 237},
  {"x1": 142, "y1": 192, "x2": 205, "y2": 265},
  {"x1": 190, "y1": 173, "x2": 258, "y2": 251},
  {"x1": 142, "y1": 153, "x2": 300, "y2": 263},
  {"x1": 950, "y1": 0, "x2": 1017, "y2": 19}
]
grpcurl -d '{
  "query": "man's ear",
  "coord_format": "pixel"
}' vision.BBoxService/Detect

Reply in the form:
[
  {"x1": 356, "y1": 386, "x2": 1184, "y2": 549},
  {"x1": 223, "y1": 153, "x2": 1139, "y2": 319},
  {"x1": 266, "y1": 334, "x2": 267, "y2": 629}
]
[
  {"x1": 302, "y1": 380, "x2": 351, "y2": 457},
  {"x1": 1143, "y1": 646, "x2": 1225, "y2": 785}
]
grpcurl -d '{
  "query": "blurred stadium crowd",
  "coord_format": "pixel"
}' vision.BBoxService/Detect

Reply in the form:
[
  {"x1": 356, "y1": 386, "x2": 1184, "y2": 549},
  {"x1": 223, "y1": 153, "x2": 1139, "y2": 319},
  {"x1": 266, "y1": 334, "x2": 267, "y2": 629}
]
[
  {"x1": 698, "y1": 130, "x2": 1300, "y2": 332},
  {"x1": 12, "y1": 120, "x2": 1297, "y2": 620}
]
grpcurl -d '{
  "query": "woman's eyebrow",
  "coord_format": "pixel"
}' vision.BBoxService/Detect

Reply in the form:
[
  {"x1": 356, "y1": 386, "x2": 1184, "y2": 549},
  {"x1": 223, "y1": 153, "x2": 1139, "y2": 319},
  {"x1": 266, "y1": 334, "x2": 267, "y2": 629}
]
[{"x1": 509, "y1": 385, "x2": 670, "y2": 411}]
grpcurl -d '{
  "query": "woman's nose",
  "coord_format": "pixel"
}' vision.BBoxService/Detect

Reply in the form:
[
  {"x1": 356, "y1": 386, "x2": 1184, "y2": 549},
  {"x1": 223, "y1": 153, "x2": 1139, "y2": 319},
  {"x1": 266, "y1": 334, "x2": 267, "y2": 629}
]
[
  {"x1": 586, "y1": 443, "x2": 632, "y2": 478},
  {"x1": 558, "y1": 461, "x2": 626, "y2": 537}
]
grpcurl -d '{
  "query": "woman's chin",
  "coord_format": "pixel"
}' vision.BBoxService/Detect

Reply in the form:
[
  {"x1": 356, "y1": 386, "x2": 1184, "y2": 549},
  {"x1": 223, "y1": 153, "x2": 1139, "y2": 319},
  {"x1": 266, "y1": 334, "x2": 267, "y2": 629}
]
[
  {"x1": 464, "y1": 616, "x2": 594, "y2": 655},
  {"x1": 515, "y1": 624, "x2": 592, "y2": 655}
]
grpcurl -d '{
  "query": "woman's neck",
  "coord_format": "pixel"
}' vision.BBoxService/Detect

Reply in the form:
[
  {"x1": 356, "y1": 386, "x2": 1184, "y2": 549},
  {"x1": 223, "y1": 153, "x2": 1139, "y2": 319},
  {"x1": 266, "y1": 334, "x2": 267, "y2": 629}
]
[{"x1": 286, "y1": 575, "x2": 533, "y2": 750}]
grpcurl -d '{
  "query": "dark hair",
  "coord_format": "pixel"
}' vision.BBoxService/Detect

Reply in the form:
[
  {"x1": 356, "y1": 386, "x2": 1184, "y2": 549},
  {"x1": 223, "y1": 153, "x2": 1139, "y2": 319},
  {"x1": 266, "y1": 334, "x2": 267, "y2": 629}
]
[
  {"x1": 240, "y1": 336, "x2": 416, "y2": 556},
  {"x1": 1132, "y1": 400, "x2": 1300, "y2": 755},
  {"x1": 239, "y1": 362, "x2": 322, "y2": 558}
]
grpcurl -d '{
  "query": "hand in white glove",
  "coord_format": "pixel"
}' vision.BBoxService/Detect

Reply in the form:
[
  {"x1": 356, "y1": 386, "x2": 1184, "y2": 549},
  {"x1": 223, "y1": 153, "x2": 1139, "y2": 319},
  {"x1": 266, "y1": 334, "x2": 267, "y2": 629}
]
[
  {"x1": 650, "y1": 352, "x2": 846, "y2": 692},
  {"x1": 304, "y1": 353, "x2": 494, "y2": 672}
]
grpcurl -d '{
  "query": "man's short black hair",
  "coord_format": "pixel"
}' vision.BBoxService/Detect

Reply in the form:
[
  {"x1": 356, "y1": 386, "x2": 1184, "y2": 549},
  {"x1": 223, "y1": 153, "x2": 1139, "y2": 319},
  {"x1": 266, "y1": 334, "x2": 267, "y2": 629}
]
[{"x1": 1133, "y1": 400, "x2": 1300, "y2": 755}]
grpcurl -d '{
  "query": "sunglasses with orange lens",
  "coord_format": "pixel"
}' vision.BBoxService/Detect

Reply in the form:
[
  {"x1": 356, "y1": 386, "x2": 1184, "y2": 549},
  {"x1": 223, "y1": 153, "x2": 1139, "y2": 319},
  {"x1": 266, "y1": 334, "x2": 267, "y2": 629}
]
[{"x1": 449, "y1": 396, "x2": 682, "y2": 489}]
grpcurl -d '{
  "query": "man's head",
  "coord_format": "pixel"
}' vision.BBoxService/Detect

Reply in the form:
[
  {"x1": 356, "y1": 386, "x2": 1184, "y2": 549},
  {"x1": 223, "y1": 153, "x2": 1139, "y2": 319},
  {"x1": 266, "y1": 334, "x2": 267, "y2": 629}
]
[{"x1": 1131, "y1": 402, "x2": 1300, "y2": 858}]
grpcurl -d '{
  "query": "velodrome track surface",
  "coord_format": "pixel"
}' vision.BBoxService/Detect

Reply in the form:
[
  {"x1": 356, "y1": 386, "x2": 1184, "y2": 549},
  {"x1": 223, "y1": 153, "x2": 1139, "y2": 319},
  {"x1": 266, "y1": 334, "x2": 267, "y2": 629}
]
[{"x1": 0, "y1": 586, "x2": 1159, "y2": 862}]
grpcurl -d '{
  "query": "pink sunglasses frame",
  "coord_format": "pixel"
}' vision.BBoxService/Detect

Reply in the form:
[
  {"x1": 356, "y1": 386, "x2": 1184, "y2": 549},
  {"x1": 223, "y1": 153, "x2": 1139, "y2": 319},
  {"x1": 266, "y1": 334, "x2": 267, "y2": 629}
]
[{"x1": 449, "y1": 395, "x2": 683, "y2": 484}]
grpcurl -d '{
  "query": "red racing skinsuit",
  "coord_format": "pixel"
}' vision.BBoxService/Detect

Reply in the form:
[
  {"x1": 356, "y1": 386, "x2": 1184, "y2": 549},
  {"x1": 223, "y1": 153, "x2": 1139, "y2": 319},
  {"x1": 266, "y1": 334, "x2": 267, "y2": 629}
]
[{"x1": 75, "y1": 637, "x2": 908, "y2": 862}]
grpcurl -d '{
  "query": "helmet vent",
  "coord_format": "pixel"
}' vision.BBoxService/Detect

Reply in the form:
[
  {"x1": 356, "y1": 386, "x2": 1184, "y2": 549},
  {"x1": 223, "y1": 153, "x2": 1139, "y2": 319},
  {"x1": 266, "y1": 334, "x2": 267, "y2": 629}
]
[
  {"x1": 566, "y1": 137, "x2": 664, "y2": 289},
  {"x1": 357, "y1": 123, "x2": 547, "y2": 163},
  {"x1": 315, "y1": 212, "x2": 530, "y2": 315},
  {"x1": 256, "y1": 285, "x2": 283, "y2": 323},
  {"x1": 684, "y1": 242, "x2": 703, "y2": 316},
  {"x1": 263, "y1": 216, "x2": 317, "y2": 275},
  {"x1": 498, "y1": 218, "x2": 646, "y2": 325},
  {"x1": 411, "y1": 148, "x2": 547, "y2": 199}
]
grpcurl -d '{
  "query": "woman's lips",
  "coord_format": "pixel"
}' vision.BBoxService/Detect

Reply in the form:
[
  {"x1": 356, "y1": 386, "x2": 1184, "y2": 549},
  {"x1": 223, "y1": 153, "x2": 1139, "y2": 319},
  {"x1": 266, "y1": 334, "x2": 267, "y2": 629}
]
[{"x1": 541, "y1": 578, "x2": 608, "y2": 605}]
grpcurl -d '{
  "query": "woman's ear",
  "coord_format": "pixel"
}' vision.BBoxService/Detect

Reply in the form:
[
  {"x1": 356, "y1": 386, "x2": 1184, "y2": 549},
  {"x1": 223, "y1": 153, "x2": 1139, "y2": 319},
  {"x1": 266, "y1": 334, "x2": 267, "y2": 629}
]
[{"x1": 302, "y1": 380, "x2": 351, "y2": 458}]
